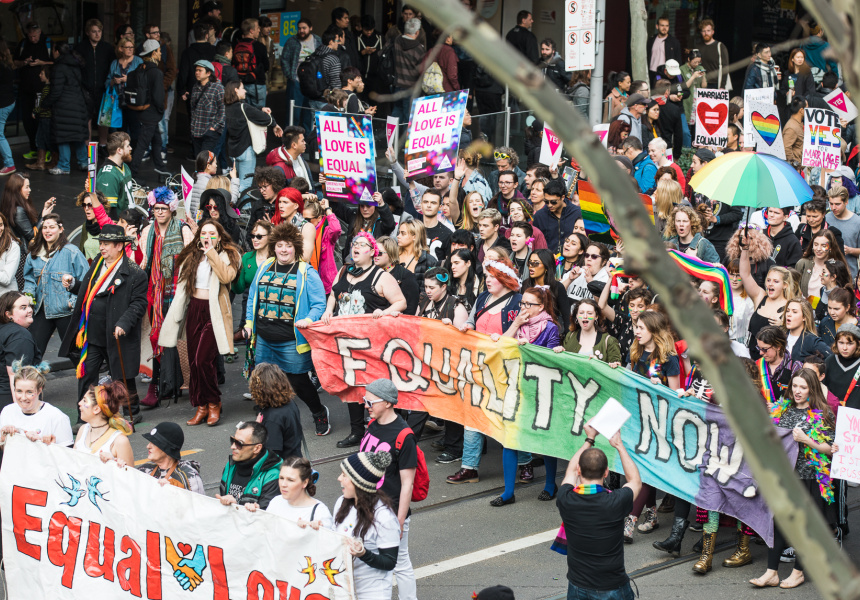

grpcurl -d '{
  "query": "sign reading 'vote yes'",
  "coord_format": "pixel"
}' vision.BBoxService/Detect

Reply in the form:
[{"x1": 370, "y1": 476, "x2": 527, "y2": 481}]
[{"x1": 802, "y1": 108, "x2": 841, "y2": 169}]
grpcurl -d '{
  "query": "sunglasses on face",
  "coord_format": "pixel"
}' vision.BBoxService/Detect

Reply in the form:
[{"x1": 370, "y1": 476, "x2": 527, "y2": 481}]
[
  {"x1": 229, "y1": 436, "x2": 257, "y2": 449},
  {"x1": 494, "y1": 151, "x2": 512, "y2": 160},
  {"x1": 756, "y1": 345, "x2": 773, "y2": 353},
  {"x1": 583, "y1": 253, "x2": 602, "y2": 260},
  {"x1": 83, "y1": 203, "x2": 93, "y2": 208},
  {"x1": 208, "y1": 204, "x2": 218, "y2": 210},
  {"x1": 250, "y1": 234, "x2": 267, "y2": 240},
  {"x1": 527, "y1": 261, "x2": 542, "y2": 267},
  {"x1": 363, "y1": 396, "x2": 386, "y2": 408}
]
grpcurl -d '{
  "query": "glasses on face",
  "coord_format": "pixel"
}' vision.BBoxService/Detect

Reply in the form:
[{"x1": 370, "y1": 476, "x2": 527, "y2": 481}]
[
  {"x1": 149, "y1": 30, "x2": 160, "y2": 35},
  {"x1": 83, "y1": 203, "x2": 93, "y2": 209},
  {"x1": 208, "y1": 204, "x2": 218, "y2": 210},
  {"x1": 527, "y1": 261, "x2": 542, "y2": 267},
  {"x1": 548, "y1": 199, "x2": 560, "y2": 205},
  {"x1": 250, "y1": 234, "x2": 267, "y2": 240},
  {"x1": 363, "y1": 396, "x2": 386, "y2": 408},
  {"x1": 352, "y1": 242, "x2": 371, "y2": 250},
  {"x1": 499, "y1": 180, "x2": 514, "y2": 186},
  {"x1": 494, "y1": 151, "x2": 512, "y2": 160},
  {"x1": 122, "y1": 45, "x2": 134, "y2": 50},
  {"x1": 519, "y1": 301, "x2": 540, "y2": 309},
  {"x1": 259, "y1": 183, "x2": 272, "y2": 190},
  {"x1": 230, "y1": 436, "x2": 256, "y2": 449},
  {"x1": 756, "y1": 345, "x2": 773, "y2": 353},
  {"x1": 583, "y1": 253, "x2": 602, "y2": 260}
]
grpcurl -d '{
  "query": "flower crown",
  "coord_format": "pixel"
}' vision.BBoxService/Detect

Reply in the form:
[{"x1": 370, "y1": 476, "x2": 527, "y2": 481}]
[
  {"x1": 147, "y1": 186, "x2": 179, "y2": 213},
  {"x1": 483, "y1": 259, "x2": 521, "y2": 286}
]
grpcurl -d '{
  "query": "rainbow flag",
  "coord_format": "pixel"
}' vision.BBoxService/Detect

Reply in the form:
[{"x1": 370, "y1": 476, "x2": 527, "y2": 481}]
[
  {"x1": 668, "y1": 249, "x2": 734, "y2": 315},
  {"x1": 578, "y1": 180, "x2": 654, "y2": 245}
]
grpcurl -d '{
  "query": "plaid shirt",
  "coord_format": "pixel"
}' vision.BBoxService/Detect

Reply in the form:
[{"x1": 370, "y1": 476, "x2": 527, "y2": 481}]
[{"x1": 189, "y1": 80, "x2": 225, "y2": 138}]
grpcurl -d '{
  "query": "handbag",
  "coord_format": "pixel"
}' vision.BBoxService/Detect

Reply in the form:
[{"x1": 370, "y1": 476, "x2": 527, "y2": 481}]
[
  {"x1": 98, "y1": 88, "x2": 123, "y2": 128},
  {"x1": 240, "y1": 103, "x2": 268, "y2": 154}
]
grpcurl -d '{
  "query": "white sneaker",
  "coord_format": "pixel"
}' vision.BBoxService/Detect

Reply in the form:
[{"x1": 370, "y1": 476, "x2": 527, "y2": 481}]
[{"x1": 780, "y1": 547, "x2": 796, "y2": 562}]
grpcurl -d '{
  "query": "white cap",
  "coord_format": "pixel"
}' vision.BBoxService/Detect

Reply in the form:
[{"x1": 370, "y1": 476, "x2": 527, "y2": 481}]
[
  {"x1": 140, "y1": 39, "x2": 160, "y2": 56},
  {"x1": 665, "y1": 59, "x2": 681, "y2": 77}
]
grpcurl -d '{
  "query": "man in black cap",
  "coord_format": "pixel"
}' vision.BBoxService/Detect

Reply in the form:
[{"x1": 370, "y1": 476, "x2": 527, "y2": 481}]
[
  {"x1": 689, "y1": 148, "x2": 743, "y2": 261},
  {"x1": 136, "y1": 422, "x2": 204, "y2": 492},
  {"x1": 60, "y1": 224, "x2": 148, "y2": 424}
]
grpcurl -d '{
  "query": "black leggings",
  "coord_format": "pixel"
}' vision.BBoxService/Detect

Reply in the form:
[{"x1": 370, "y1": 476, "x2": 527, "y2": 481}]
[
  {"x1": 286, "y1": 371, "x2": 324, "y2": 415},
  {"x1": 768, "y1": 525, "x2": 802, "y2": 571},
  {"x1": 30, "y1": 310, "x2": 72, "y2": 357}
]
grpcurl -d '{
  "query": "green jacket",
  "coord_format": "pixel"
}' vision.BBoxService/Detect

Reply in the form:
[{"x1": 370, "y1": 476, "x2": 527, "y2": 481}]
[
  {"x1": 232, "y1": 250, "x2": 264, "y2": 294},
  {"x1": 561, "y1": 331, "x2": 622, "y2": 364},
  {"x1": 219, "y1": 449, "x2": 282, "y2": 509}
]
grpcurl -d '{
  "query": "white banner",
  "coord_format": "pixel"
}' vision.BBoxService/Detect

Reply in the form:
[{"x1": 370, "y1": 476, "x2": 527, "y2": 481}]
[
  {"x1": 743, "y1": 87, "x2": 774, "y2": 147},
  {"x1": 0, "y1": 436, "x2": 355, "y2": 600}
]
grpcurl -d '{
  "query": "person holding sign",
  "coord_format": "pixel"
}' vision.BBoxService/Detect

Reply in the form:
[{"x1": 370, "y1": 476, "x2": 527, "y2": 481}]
[{"x1": 751, "y1": 368, "x2": 836, "y2": 589}]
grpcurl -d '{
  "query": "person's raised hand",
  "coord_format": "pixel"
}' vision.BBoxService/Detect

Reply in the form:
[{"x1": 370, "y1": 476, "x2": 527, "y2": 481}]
[
  {"x1": 584, "y1": 423, "x2": 598, "y2": 440},
  {"x1": 42, "y1": 197, "x2": 56, "y2": 217}
]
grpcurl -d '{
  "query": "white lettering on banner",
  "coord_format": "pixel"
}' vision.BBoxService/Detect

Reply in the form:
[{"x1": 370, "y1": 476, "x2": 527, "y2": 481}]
[
  {"x1": 0, "y1": 437, "x2": 355, "y2": 599},
  {"x1": 802, "y1": 108, "x2": 842, "y2": 169},
  {"x1": 404, "y1": 91, "x2": 468, "y2": 178}
]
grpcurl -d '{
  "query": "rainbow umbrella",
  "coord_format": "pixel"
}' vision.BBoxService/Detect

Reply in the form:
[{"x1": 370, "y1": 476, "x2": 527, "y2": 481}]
[{"x1": 688, "y1": 152, "x2": 813, "y2": 209}]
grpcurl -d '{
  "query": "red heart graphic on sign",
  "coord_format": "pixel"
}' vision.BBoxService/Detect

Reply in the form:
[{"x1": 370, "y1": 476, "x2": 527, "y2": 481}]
[
  {"x1": 178, "y1": 543, "x2": 192, "y2": 556},
  {"x1": 696, "y1": 101, "x2": 728, "y2": 136}
]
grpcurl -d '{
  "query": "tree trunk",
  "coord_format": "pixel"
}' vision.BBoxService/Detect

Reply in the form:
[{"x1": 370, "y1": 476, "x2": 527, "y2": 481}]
[
  {"x1": 629, "y1": 0, "x2": 649, "y2": 83},
  {"x1": 407, "y1": 0, "x2": 860, "y2": 597}
]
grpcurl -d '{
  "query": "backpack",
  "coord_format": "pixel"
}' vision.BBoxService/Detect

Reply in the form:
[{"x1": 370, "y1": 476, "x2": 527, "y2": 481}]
[
  {"x1": 395, "y1": 427, "x2": 429, "y2": 502},
  {"x1": 377, "y1": 42, "x2": 397, "y2": 87},
  {"x1": 212, "y1": 61, "x2": 224, "y2": 82},
  {"x1": 297, "y1": 47, "x2": 330, "y2": 100},
  {"x1": 124, "y1": 64, "x2": 150, "y2": 111},
  {"x1": 421, "y1": 62, "x2": 445, "y2": 94},
  {"x1": 233, "y1": 39, "x2": 258, "y2": 83}
]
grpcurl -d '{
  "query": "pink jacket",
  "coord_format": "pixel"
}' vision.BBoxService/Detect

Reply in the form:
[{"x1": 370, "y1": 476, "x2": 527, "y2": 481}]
[{"x1": 315, "y1": 213, "x2": 342, "y2": 293}]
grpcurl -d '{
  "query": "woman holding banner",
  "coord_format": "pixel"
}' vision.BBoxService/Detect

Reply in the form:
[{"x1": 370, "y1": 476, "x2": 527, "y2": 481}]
[
  {"x1": 322, "y1": 232, "x2": 407, "y2": 448},
  {"x1": 750, "y1": 368, "x2": 836, "y2": 589},
  {"x1": 448, "y1": 257, "x2": 521, "y2": 485},
  {"x1": 74, "y1": 381, "x2": 134, "y2": 464}
]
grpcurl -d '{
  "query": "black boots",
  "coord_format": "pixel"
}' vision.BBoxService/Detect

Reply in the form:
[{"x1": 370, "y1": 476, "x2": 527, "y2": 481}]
[{"x1": 653, "y1": 517, "x2": 688, "y2": 557}]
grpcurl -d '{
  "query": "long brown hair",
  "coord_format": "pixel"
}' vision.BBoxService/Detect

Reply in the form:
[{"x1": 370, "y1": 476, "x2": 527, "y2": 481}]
[
  {"x1": 788, "y1": 368, "x2": 834, "y2": 427},
  {"x1": 174, "y1": 219, "x2": 241, "y2": 291},
  {"x1": 0, "y1": 212, "x2": 20, "y2": 256},
  {"x1": 29, "y1": 213, "x2": 69, "y2": 257},
  {"x1": 787, "y1": 48, "x2": 812, "y2": 75},
  {"x1": 1, "y1": 174, "x2": 37, "y2": 230},
  {"x1": 334, "y1": 484, "x2": 395, "y2": 539},
  {"x1": 629, "y1": 311, "x2": 677, "y2": 366},
  {"x1": 801, "y1": 229, "x2": 848, "y2": 265}
]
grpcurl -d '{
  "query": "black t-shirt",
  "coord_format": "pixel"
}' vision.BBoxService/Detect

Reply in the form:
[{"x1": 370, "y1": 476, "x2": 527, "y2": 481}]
[
  {"x1": 425, "y1": 222, "x2": 452, "y2": 261},
  {"x1": 256, "y1": 402, "x2": 303, "y2": 459},
  {"x1": 0, "y1": 323, "x2": 41, "y2": 407},
  {"x1": 227, "y1": 458, "x2": 255, "y2": 500},
  {"x1": 556, "y1": 485, "x2": 634, "y2": 590},
  {"x1": 359, "y1": 415, "x2": 418, "y2": 515},
  {"x1": 88, "y1": 294, "x2": 110, "y2": 345},
  {"x1": 632, "y1": 350, "x2": 680, "y2": 385}
]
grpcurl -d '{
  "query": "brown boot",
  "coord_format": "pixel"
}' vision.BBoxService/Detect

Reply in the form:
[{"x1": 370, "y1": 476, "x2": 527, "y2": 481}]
[
  {"x1": 26, "y1": 149, "x2": 46, "y2": 170},
  {"x1": 207, "y1": 403, "x2": 221, "y2": 426},
  {"x1": 692, "y1": 532, "x2": 717, "y2": 574},
  {"x1": 723, "y1": 532, "x2": 753, "y2": 568},
  {"x1": 187, "y1": 405, "x2": 209, "y2": 426}
]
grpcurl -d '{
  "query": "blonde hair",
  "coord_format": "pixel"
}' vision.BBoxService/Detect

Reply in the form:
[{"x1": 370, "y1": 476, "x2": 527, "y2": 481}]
[
  {"x1": 376, "y1": 236, "x2": 399, "y2": 264},
  {"x1": 629, "y1": 311, "x2": 677, "y2": 367},
  {"x1": 654, "y1": 179, "x2": 684, "y2": 221},
  {"x1": 829, "y1": 185, "x2": 849, "y2": 203},
  {"x1": 783, "y1": 297, "x2": 817, "y2": 334},
  {"x1": 12, "y1": 361, "x2": 47, "y2": 390},
  {"x1": 206, "y1": 175, "x2": 231, "y2": 191},
  {"x1": 458, "y1": 191, "x2": 485, "y2": 230},
  {"x1": 768, "y1": 266, "x2": 798, "y2": 301},
  {"x1": 398, "y1": 219, "x2": 427, "y2": 261},
  {"x1": 663, "y1": 205, "x2": 702, "y2": 239}
]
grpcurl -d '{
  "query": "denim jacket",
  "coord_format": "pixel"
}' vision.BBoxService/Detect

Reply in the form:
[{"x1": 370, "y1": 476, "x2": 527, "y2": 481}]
[
  {"x1": 23, "y1": 244, "x2": 89, "y2": 318},
  {"x1": 246, "y1": 259, "x2": 326, "y2": 353}
]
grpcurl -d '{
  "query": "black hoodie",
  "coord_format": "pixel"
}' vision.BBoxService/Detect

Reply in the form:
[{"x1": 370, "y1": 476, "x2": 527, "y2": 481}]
[{"x1": 767, "y1": 222, "x2": 803, "y2": 268}]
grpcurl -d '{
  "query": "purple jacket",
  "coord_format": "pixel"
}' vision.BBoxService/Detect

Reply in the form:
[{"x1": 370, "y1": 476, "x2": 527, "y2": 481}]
[{"x1": 532, "y1": 321, "x2": 561, "y2": 348}]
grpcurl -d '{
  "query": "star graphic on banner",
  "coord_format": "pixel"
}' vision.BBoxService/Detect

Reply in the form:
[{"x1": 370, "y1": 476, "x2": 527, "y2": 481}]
[
  {"x1": 299, "y1": 556, "x2": 317, "y2": 586},
  {"x1": 319, "y1": 558, "x2": 343, "y2": 587}
]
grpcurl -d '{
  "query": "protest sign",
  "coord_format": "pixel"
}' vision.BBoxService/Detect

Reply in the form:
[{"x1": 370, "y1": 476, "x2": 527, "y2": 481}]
[
  {"x1": 824, "y1": 88, "x2": 858, "y2": 122},
  {"x1": 180, "y1": 165, "x2": 194, "y2": 219},
  {"x1": 404, "y1": 90, "x2": 468, "y2": 178},
  {"x1": 593, "y1": 124, "x2": 609, "y2": 147},
  {"x1": 305, "y1": 315, "x2": 800, "y2": 545},
  {"x1": 316, "y1": 112, "x2": 377, "y2": 204},
  {"x1": 539, "y1": 124, "x2": 564, "y2": 166},
  {"x1": 802, "y1": 108, "x2": 842, "y2": 169},
  {"x1": 86, "y1": 142, "x2": 98, "y2": 194},
  {"x1": 747, "y1": 100, "x2": 785, "y2": 159},
  {"x1": 386, "y1": 116, "x2": 399, "y2": 152},
  {"x1": 832, "y1": 406, "x2": 860, "y2": 484},
  {"x1": 693, "y1": 88, "x2": 730, "y2": 147},
  {"x1": 0, "y1": 436, "x2": 355, "y2": 599},
  {"x1": 743, "y1": 87, "x2": 774, "y2": 146},
  {"x1": 588, "y1": 397, "x2": 631, "y2": 439}
]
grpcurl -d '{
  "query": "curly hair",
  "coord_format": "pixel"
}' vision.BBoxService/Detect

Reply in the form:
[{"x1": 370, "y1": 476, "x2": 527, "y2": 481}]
[
  {"x1": 250, "y1": 363, "x2": 294, "y2": 409},
  {"x1": 253, "y1": 166, "x2": 287, "y2": 194},
  {"x1": 76, "y1": 189, "x2": 108, "y2": 207},
  {"x1": 268, "y1": 222, "x2": 305, "y2": 260},
  {"x1": 724, "y1": 227, "x2": 774, "y2": 263},
  {"x1": 175, "y1": 219, "x2": 242, "y2": 292},
  {"x1": 663, "y1": 205, "x2": 702, "y2": 239}
]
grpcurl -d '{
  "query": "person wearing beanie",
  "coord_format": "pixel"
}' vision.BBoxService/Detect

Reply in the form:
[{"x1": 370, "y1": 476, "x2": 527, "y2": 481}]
[
  {"x1": 333, "y1": 450, "x2": 401, "y2": 599},
  {"x1": 358, "y1": 378, "x2": 419, "y2": 600},
  {"x1": 135, "y1": 421, "x2": 204, "y2": 493},
  {"x1": 217, "y1": 421, "x2": 282, "y2": 509}
]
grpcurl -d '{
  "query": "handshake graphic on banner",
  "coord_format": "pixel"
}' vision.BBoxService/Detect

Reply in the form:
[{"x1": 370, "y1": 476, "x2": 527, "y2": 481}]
[{"x1": 165, "y1": 537, "x2": 208, "y2": 591}]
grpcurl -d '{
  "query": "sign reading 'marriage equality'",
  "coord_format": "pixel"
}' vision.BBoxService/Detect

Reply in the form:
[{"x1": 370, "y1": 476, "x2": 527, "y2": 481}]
[
  {"x1": 304, "y1": 315, "x2": 798, "y2": 545},
  {"x1": 0, "y1": 437, "x2": 355, "y2": 600}
]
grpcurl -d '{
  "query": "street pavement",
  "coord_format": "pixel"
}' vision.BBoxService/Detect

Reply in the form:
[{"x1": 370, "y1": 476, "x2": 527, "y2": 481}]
[{"x1": 0, "y1": 134, "x2": 857, "y2": 599}]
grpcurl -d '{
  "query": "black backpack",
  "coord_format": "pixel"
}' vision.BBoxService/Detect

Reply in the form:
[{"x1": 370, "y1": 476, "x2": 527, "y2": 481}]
[
  {"x1": 297, "y1": 47, "x2": 330, "y2": 100},
  {"x1": 377, "y1": 42, "x2": 397, "y2": 87},
  {"x1": 124, "y1": 63, "x2": 150, "y2": 111}
]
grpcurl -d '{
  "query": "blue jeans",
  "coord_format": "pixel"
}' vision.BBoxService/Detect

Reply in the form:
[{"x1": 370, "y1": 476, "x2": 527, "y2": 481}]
[
  {"x1": 681, "y1": 119, "x2": 692, "y2": 148},
  {"x1": 232, "y1": 145, "x2": 256, "y2": 192},
  {"x1": 246, "y1": 84, "x2": 267, "y2": 109},
  {"x1": 214, "y1": 126, "x2": 229, "y2": 174},
  {"x1": 159, "y1": 87, "x2": 174, "y2": 147},
  {"x1": 462, "y1": 430, "x2": 531, "y2": 471},
  {"x1": 567, "y1": 581, "x2": 634, "y2": 600},
  {"x1": 0, "y1": 102, "x2": 14, "y2": 168},
  {"x1": 57, "y1": 142, "x2": 87, "y2": 172}
]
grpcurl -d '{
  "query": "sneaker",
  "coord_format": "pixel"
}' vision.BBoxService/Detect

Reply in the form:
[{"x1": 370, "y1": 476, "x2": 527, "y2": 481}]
[
  {"x1": 425, "y1": 419, "x2": 444, "y2": 432},
  {"x1": 140, "y1": 373, "x2": 152, "y2": 383},
  {"x1": 637, "y1": 507, "x2": 660, "y2": 533},
  {"x1": 142, "y1": 150, "x2": 151, "y2": 161},
  {"x1": 313, "y1": 405, "x2": 331, "y2": 436},
  {"x1": 780, "y1": 547, "x2": 796, "y2": 563},
  {"x1": 0, "y1": 166, "x2": 16, "y2": 176},
  {"x1": 242, "y1": 392, "x2": 253, "y2": 400},
  {"x1": 435, "y1": 452, "x2": 461, "y2": 464},
  {"x1": 308, "y1": 370, "x2": 323, "y2": 393},
  {"x1": 623, "y1": 515, "x2": 637, "y2": 543},
  {"x1": 23, "y1": 150, "x2": 37, "y2": 160},
  {"x1": 48, "y1": 168, "x2": 70, "y2": 175},
  {"x1": 517, "y1": 464, "x2": 534, "y2": 483}
]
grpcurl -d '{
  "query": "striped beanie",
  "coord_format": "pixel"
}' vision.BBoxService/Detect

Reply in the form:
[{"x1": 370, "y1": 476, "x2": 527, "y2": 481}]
[{"x1": 342, "y1": 451, "x2": 392, "y2": 493}]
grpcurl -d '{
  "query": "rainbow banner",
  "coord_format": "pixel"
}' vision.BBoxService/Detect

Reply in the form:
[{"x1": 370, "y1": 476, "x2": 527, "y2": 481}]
[
  {"x1": 86, "y1": 142, "x2": 98, "y2": 193},
  {"x1": 305, "y1": 315, "x2": 799, "y2": 545},
  {"x1": 577, "y1": 180, "x2": 654, "y2": 244},
  {"x1": 668, "y1": 249, "x2": 734, "y2": 315}
]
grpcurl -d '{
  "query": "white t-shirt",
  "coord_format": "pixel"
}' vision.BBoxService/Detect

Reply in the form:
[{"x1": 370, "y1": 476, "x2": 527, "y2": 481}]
[
  {"x1": 267, "y1": 496, "x2": 334, "y2": 530},
  {"x1": 786, "y1": 333, "x2": 799, "y2": 357},
  {"x1": 566, "y1": 268, "x2": 610, "y2": 303},
  {"x1": 0, "y1": 402, "x2": 74, "y2": 447},
  {"x1": 331, "y1": 497, "x2": 401, "y2": 600}
]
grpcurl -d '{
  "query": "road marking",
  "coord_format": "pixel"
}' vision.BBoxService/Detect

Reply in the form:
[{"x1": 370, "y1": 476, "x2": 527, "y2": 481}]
[
  {"x1": 134, "y1": 448, "x2": 203, "y2": 466},
  {"x1": 413, "y1": 528, "x2": 558, "y2": 580}
]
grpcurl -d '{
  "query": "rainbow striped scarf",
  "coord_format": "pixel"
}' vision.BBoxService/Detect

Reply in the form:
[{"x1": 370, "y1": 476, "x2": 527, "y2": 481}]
[
  {"x1": 572, "y1": 484, "x2": 606, "y2": 495},
  {"x1": 770, "y1": 398, "x2": 834, "y2": 503},
  {"x1": 74, "y1": 255, "x2": 122, "y2": 378},
  {"x1": 758, "y1": 358, "x2": 777, "y2": 405}
]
